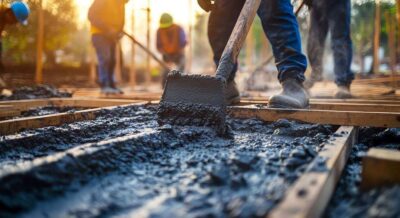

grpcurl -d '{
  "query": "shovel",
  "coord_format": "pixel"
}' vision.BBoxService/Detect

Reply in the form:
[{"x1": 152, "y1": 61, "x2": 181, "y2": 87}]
[
  {"x1": 123, "y1": 31, "x2": 171, "y2": 71},
  {"x1": 157, "y1": 0, "x2": 261, "y2": 134}
]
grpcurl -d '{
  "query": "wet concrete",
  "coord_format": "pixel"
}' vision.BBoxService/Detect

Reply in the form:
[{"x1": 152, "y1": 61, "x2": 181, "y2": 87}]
[
  {"x1": 325, "y1": 128, "x2": 400, "y2": 218},
  {"x1": 19, "y1": 106, "x2": 79, "y2": 117},
  {"x1": 0, "y1": 85, "x2": 72, "y2": 101},
  {"x1": 159, "y1": 71, "x2": 227, "y2": 134},
  {"x1": 0, "y1": 105, "x2": 336, "y2": 218}
]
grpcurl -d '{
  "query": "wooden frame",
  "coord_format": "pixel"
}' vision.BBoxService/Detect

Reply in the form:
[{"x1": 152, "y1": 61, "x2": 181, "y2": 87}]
[
  {"x1": 0, "y1": 102, "x2": 146, "y2": 135},
  {"x1": 0, "y1": 98, "x2": 143, "y2": 111},
  {"x1": 1, "y1": 99, "x2": 400, "y2": 135},
  {"x1": 269, "y1": 126, "x2": 358, "y2": 218},
  {"x1": 229, "y1": 107, "x2": 400, "y2": 128},
  {"x1": 239, "y1": 101, "x2": 400, "y2": 113},
  {"x1": 361, "y1": 148, "x2": 400, "y2": 190}
]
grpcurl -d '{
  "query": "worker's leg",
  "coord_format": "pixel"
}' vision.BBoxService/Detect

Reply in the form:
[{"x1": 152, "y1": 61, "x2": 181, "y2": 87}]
[
  {"x1": 305, "y1": 1, "x2": 329, "y2": 88},
  {"x1": 257, "y1": 0, "x2": 307, "y2": 83},
  {"x1": 92, "y1": 34, "x2": 114, "y2": 88},
  {"x1": 108, "y1": 42, "x2": 117, "y2": 89},
  {"x1": 176, "y1": 54, "x2": 185, "y2": 72},
  {"x1": 258, "y1": 0, "x2": 309, "y2": 108},
  {"x1": 329, "y1": 0, "x2": 354, "y2": 87},
  {"x1": 208, "y1": 0, "x2": 245, "y2": 82}
]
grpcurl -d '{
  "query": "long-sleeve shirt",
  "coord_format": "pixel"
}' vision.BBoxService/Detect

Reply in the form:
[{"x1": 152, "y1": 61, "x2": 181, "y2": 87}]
[
  {"x1": 88, "y1": 0, "x2": 126, "y2": 35},
  {"x1": 156, "y1": 24, "x2": 187, "y2": 55}
]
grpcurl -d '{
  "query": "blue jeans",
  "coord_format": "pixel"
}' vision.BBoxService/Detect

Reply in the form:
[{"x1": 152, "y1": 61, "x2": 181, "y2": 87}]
[
  {"x1": 208, "y1": 0, "x2": 307, "y2": 83},
  {"x1": 307, "y1": 0, "x2": 354, "y2": 86},
  {"x1": 92, "y1": 34, "x2": 116, "y2": 88}
]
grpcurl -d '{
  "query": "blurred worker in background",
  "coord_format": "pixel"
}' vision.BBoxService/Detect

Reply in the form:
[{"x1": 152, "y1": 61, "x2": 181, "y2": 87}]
[
  {"x1": 156, "y1": 13, "x2": 187, "y2": 88},
  {"x1": 304, "y1": 0, "x2": 354, "y2": 98},
  {"x1": 88, "y1": 0, "x2": 129, "y2": 94},
  {"x1": 198, "y1": 0, "x2": 309, "y2": 108},
  {"x1": 0, "y1": 1, "x2": 30, "y2": 88}
]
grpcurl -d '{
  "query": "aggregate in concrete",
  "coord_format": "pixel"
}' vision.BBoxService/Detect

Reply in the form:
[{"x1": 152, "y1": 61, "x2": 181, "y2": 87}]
[
  {"x1": 325, "y1": 128, "x2": 400, "y2": 218},
  {"x1": 0, "y1": 105, "x2": 335, "y2": 218},
  {"x1": 0, "y1": 85, "x2": 72, "y2": 101}
]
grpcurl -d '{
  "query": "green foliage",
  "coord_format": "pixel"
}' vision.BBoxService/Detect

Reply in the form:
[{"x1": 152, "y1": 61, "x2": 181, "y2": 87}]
[
  {"x1": 351, "y1": 0, "x2": 396, "y2": 57},
  {"x1": 2, "y1": 0, "x2": 78, "y2": 64}
]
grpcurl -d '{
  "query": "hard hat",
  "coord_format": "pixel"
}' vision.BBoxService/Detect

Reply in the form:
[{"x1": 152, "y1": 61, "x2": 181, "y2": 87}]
[
  {"x1": 160, "y1": 13, "x2": 173, "y2": 28},
  {"x1": 10, "y1": 1, "x2": 30, "y2": 25}
]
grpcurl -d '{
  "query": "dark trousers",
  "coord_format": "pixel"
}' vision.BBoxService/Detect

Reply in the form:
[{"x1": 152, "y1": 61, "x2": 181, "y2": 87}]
[
  {"x1": 92, "y1": 34, "x2": 116, "y2": 88},
  {"x1": 161, "y1": 53, "x2": 185, "y2": 88},
  {"x1": 307, "y1": 0, "x2": 354, "y2": 86},
  {"x1": 208, "y1": 0, "x2": 307, "y2": 83}
]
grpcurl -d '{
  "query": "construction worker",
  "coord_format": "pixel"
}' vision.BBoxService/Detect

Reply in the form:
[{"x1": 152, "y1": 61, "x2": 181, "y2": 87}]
[
  {"x1": 88, "y1": 0, "x2": 128, "y2": 94},
  {"x1": 0, "y1": 1, "x2": 30, "y2": 88},
  {"x1": 198, "y1": 0, "x2": 309, "y2": 109},
  {"x1": 304, "y1": 0, "x2": 354, "y2": 98},
  {"x1": 156, "y1": 13, "x2": 187, "y2": 88}
]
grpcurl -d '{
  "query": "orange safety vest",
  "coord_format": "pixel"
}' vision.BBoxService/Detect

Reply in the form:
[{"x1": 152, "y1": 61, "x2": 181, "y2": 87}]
[{"x1": 158, "y1": 24, "x2": 182, "y2": 55}]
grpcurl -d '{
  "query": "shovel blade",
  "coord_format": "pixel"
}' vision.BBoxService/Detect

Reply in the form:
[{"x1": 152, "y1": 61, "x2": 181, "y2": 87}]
[{"x1": 157, "y1": 71, "x2": 227, "y2": 133}]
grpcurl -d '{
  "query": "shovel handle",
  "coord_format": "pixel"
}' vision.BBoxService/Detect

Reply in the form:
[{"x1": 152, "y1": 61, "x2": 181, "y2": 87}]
[
  {"x1": 215, "y1": 0, "x2": 262, "y2": 80},
  {"x1": 123, "y1": 31, "x2": 170, "y2": 71}
]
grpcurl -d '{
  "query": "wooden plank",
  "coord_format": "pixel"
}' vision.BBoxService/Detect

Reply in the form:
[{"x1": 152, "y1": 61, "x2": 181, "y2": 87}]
[
  {"x1": 240, "y1": 98, "x2": 400, "y2": 105},
  {"x1": 0, "y1": 102, "x2": 145, "y2": 136},
  {"x1": 0, "y1": 98, "x2": 143, "y2": 111},
  {"x1": 0, "y1": 99, "x2": 53, "y2": 111},
  {"x1": 0, "y1": 110, "x2": 20, "y2": 119},
  {"x1": 238, "y1": 101, "x2": 400, "y2": 113},
  {"x1": 229, "y1": 106, "x2": 400, "y2": 128},
  {"x1": 269, "y1": 126, "x2": 358, "y2": 218},
  {"x1": 361, "y1": 148, "x2": 400, "y2": 190}
]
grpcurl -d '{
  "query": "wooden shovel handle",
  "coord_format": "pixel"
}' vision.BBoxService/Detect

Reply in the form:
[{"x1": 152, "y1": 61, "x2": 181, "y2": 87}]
[
  {"x1": 216, "y1": 0, "x2": 262, "y2": 80},
  {"x1": 123, "y1": 31, "x2": 171, "y2": 71}
]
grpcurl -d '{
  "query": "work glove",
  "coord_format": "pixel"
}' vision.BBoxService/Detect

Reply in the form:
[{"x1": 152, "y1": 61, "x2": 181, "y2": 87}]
[
  {"x1": 304, "y1": 0, "x2": 313, "y2": 8},
  {"x1": 198, "y1": 0, "x2": 214, "y2": 12}
]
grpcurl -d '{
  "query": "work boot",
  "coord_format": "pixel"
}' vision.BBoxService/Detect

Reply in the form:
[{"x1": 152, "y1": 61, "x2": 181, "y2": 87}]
[
  {"x1": 225, "y1": 80, "x2": 240, "y2": 105},
  {"x1": 268, "y1": 79, "x2": 309, "y2": 109},
  {"x1": 110, "y1": 87, "x2": 124, "y2": 94},
  {"x1": 101, "y1": 87, "x2": 115, "y2": 95},
  {"x1": 335, "y1": 85, "x2": 352, "y2": 99}
]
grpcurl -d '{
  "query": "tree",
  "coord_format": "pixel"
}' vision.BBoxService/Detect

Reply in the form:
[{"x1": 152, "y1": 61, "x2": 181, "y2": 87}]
[{"x1": 2, "y1": 0, "x2": 78, "y2": 65}]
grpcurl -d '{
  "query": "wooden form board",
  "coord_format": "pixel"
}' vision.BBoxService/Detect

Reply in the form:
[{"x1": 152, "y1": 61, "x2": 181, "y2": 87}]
[
  {"x1": 269, "y1": 126, "x2": 358, "y2": 218},
  {"x1": 0, "y1": 98, "x2": 143, "y2": 111},
  {"x1": 1, "y1": 100, "x2": 400, "y2": 135},
  {"x1": 239, "y1": 101, "x2": 400, "y2": 113},
  {"x1": 0, "y1": 102, "x2": 145, "y2": 136},
  {"x1": 229, "y1": 106, "x2": 400, "y2": 128},
  {"x1": 361, "y1": 148, "x2": 400, "y2": 190},
  {"x1": 0, "y1": 105, "x2": 20, "y2": 118}
]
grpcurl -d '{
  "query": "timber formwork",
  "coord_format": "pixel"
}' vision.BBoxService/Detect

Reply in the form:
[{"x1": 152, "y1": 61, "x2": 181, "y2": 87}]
[{"x1": 0, "y1": 97, "x2": 399, "y2": 218}]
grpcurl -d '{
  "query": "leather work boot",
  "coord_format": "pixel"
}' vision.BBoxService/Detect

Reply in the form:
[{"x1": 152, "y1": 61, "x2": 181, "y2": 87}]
[
  {"x1": 268, "y1": 79, "x2": 309, "y2": 109},
  {"x1": 335, "y1": 85, "x2": 352, "y2": 99},
  {"x1": 225, "y1": 80, "x2": 241, "y2": 105}
]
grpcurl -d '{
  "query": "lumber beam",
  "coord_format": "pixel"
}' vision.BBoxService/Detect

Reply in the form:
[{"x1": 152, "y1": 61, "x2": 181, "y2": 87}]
[
  {"x1": 269, "y1": 126, "x2": 358, "y2": 218},
  {"x1": 0, "y1": 102, "x2": 146, "y2": 135},
  {"x1": 240, "y1": 98, "x2": 400, "y2": 105},
  {"x1": 361, "y1": 148, "x2": 400, "y2": 190},
  {"x1": 0, "y1": 98, "x2": 143, "y2": 111},
  {"x1": 238, "y1": 101, "x2": 400, "y2": 113},
  {"x1": 229, "y1": 106, "x2": 400, "y2": 128}
]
